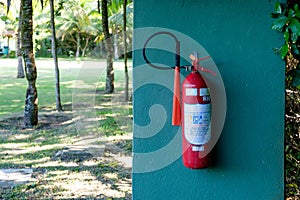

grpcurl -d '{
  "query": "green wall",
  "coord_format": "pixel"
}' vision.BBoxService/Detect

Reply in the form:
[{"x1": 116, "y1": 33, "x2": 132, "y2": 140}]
[{"x1": 133, "y1": 0, "x2": 285, "y2": 199}]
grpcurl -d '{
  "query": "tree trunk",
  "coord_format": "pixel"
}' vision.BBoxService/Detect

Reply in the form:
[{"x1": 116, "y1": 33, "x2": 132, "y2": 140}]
[
  {"x1": 81, "y1": 37, "x2": 89, "y2": 57},
  {"x1": 6, "y1": 37, "x2": 10, "y2": 58},
  {"x1": 22, "y1": 0, "x2": 38, "y2": 128},
  {"x1": 97, "y1": 0, "x2": 100, "y2": 14},
  {"x1": 102, "y1": 0, "x2": 114, "y2": 93},
  {"x1": 17, "y1": 2, "x2": 25, "y2": 78},
  {"x1": 50, "y1": 0, "x2": 62, "y2": 111},
  {"x1": 76, "y1": 31, "x2": 81, "y2": 60},
  {"x1": 113, "y1": 31, "x2": 118, "y2": 59},
  {"x1": 123, "y1": 0, "x2": 129, "y2": 101}
]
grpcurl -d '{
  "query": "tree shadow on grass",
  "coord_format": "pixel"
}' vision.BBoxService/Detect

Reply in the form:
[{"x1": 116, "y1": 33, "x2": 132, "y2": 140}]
[{"x1": 0, "y1": 102, "x2": 132, "y2": 199}]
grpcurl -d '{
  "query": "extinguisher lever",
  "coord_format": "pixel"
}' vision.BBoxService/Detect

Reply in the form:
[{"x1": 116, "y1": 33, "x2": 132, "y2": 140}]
[{"x1": 189, "y1": 53, "x2": 216, "y2": 76}]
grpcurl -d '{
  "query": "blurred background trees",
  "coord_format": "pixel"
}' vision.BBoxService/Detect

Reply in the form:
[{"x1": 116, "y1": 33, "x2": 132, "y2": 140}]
[{"x1": 0, "y1": 0, "x2": 133, "y2": 60}]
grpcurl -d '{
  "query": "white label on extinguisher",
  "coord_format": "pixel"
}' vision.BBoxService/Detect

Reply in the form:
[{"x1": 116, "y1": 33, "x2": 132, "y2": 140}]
[
  {"x1": 184, "y1": 103, "x2": 211, "y2": 145},
  {"x1": 186, "y1": 88, "x2": 197, "y2": 96},
  {"x1": 200, "y1": 88, "x2": 210, "y2": 96}
]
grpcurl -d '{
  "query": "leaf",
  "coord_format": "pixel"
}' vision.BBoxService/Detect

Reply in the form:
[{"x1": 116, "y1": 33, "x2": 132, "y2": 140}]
[
  {"x1": 0, "y1": 16, "x2": 9, "y2": 21},
  {"x1": 292, "y1": 69, "x2": 300, "y2": 87},
  {"x1": 291, "y1": 32, "x2": 298, "y2": 43},
  {"x1": 272, "y1": 16, "x2": 288, "y2": 31},
  {"x1": 294, "y1": 4, "x2": 299, "y2": 12},
  {"x1": 288, "y1": 9, "x2": 295, "y2": 18},
  {"x1": 291, "y1": 44, "x2": 300, "y2": 55},
  {"x1": 284, "y1": 30, "x2": 290, "y2": 42},
  {"x1": 296, "y1": 9, "x2": 300, "y2": 18},
  {"x1": 88, "y1": 10, "x2": 102, "y2": 18},
  {"x1": 274, "y1": 2, "x2": 282, "y2": 14},
  {"x1": 289, "y1": 18, "x2": 300, "y2": 35},
  {"x1": 280, "y1": 43, "x2": 289, "y2": 59}
]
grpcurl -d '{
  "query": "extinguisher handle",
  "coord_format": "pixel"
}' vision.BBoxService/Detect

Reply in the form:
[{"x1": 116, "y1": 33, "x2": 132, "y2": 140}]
[
  {"x1": 190, "y1": 54, "x2": 216, "y2": 76},
  {"x1": 143, "y1": 31, "x2": 182, "y2": 126},
  {"x1": 143, "y1": 31, "x2": 180, "y2": 70}
]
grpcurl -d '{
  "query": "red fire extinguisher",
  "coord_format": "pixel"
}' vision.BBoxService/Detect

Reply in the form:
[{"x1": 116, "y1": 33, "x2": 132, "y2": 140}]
[
  {"x1": 181, "y1": 54, "x2": 213, "y2": 169},
  {"x1": 143, "y1": 32, "x2": 214, "y2": 169}
]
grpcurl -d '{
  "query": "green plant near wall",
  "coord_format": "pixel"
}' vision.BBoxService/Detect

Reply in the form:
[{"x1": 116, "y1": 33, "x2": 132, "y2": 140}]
[
  {"x1": 272, "y1": 2, "x2": 300, "y2": 198},
  {"x1": 271, "y1": 2, "x2": 300, "y2": 89}
]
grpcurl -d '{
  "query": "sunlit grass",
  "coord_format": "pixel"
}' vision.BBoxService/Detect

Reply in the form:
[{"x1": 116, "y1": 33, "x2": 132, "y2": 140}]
[
  {"x1": 0, "y1": 59, "x2": 78, "y2": 116},
  {"x1": 0, "y1": 58, "x2": 132, "y2": 117}
]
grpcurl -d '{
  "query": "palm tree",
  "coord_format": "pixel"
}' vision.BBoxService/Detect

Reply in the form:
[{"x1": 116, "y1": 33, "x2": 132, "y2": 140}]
[
  {"x1": 108, "y1": 0, "x2": 122, "y2": 59},
  {"x1": 49, "y1": 0, "x2": 62, "y2": 111},
  {"x1": 123, "y1": 0, "x2": 129, "y2": 101},
  {"x1": 17, "y1": 2, "x2": 25, "y2": 78},
  {"x1": 22, "y1": 0, "x2": 38, "y2": 128},
  {"x1": 108, "y1": 1, "x2": 133, "y2": 49},
  {"x1": 102, "y1": 0, "x2": 114, "y2": 93},
  {"x1": 5, "y1": 0, "x2": 40, "y2": 127},
  {"x1": 56, "y1": 0, "x2": 97, "y2": 60},
  {"x1": 108, "y1": 1, "x2": 133, "y2": 99}
]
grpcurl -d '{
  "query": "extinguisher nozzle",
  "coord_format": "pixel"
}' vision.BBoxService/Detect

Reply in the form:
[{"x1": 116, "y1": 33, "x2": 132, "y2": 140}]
[
  {"x1": 172, "y1": 98, "x2": 181, "y2": 126},
  {"x1": 172, "y1": 66, "x2": 181, "y2": 126}
]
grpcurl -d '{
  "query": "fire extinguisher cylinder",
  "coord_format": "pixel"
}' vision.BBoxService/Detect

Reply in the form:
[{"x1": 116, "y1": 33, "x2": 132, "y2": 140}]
[{"x1": 181, "y1": 70, "x2": 212, "y2": 169}]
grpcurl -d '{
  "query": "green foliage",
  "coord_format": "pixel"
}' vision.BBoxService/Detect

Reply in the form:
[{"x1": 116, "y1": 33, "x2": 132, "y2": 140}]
[
  {"x1": 272, "y1": 2, "x2": 300, "y2": 88},
  {"x1": 109, "y1": 2, "x2": 133, "y2": 28},
  {"x1": 0, "y1": 15, "x2": 9, "y2": 21},
  {"x1": 8, "y1": 50, "x2": 15, "y2": 58},
  {"x1": 272, "y1": 3, "x2": 300, "y2": 58}
]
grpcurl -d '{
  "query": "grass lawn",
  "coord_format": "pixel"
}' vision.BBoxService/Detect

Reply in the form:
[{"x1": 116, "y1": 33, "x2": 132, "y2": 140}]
[
  {"x1": 0, "y1": 58, "x2": 132, "y2": 117},
  {"x1": 0, "y1": 58, "x2": 133, "y2": 199}
]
